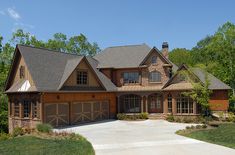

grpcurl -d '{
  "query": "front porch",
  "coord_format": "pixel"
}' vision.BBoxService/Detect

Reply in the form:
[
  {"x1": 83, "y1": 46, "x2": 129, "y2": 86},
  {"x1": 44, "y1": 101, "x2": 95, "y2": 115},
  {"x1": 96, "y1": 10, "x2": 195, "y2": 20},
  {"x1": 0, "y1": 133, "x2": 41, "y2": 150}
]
[{"x1": 116, "y1": 91, "x2": 200, "y2": 116}]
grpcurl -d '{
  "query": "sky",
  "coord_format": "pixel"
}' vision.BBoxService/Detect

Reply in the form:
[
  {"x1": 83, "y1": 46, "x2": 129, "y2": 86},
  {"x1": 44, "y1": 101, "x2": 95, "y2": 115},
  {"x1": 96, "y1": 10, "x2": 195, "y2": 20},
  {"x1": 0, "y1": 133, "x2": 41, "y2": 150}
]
[{"x1": 0, "y1": 0, "x2": 235, "y2": 50}]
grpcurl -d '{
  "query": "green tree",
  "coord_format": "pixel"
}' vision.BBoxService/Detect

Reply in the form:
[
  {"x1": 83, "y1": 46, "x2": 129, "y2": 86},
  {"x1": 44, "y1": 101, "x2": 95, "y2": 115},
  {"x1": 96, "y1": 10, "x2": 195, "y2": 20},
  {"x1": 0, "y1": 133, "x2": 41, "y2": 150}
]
[
  {"x1": 169, "y1": 48, "x2": 192, "y2": 66},
  {"x1": 181, "y1": 69, "x2": 212, "y2": 116}
]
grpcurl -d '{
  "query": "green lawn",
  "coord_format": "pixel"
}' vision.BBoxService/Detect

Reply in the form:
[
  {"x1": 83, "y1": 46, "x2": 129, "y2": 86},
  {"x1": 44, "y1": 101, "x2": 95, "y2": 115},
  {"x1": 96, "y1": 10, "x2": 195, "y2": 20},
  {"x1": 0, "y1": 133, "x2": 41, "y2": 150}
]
[
  {"x1": 0, "y1": 136, "x2": 95, "y2": 155},
  {"x1": 179, "y1": 123, "x2": 235, "y2": 149}
]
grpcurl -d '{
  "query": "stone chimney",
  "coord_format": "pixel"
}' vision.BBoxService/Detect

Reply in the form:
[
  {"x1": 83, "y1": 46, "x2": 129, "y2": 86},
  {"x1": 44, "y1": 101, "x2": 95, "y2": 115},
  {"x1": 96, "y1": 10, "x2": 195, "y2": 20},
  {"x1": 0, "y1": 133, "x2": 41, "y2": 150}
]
[{"x1": 162, "y1": 42, "x2": 169, "y2": 59}]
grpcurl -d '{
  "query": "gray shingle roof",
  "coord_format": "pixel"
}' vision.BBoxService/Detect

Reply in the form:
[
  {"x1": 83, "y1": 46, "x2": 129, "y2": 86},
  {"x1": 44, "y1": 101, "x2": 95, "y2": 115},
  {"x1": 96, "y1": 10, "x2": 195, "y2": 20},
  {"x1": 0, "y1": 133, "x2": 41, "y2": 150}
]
[
  {"x1": 6, "y1": 45, "x2": 116, "y2": 92},
  {"x1": 94, "y1": 44, "x2": 151, "y2": 68},
  {"x1": 191, "y1": 68, "x2": 231, "y2": 90},
  {"x1": 18, "y1": 45, "x2": 79, "y2": 91}
]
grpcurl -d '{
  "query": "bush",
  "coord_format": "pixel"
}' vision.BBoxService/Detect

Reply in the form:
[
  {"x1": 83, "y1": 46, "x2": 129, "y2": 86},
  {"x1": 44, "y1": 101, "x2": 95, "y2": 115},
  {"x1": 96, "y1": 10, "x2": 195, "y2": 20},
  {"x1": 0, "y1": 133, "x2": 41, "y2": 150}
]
[
  {"x1": 195, "y1": 125, "x2": 202, "y2": 129},
  {"x1": 175, "y1": 118, "x2": 181, "y2": 123},
  {"x1": 139, "y1": 113, "x2": 148, "y2": 119},
  {"x1": 117, "y1": 113, "x2": 148, "y2": 120},
  {"x1": 117, "y1": 113, "x2": 127, "y2": 120},
  {"x1": 227, "y1": 112, "x2": 235, "y2": 122},
  {"x1": 36, "y1": 123, "x2": 52, "y2": 133},
  {"x1": 12, "y1": 127, "x2": 24, "y2": 137},
  {"x1": 166, "y1": 114, "x2": 174, "y2": 122},
  {"x1": 186, "y1": 126, "x2": 191, "y2": 130},
  {"x1": 202, "y1": 124, "x2": 207, "y2": 128},
  {"x1": 0, "y1": 132, "x2": 11, "y2": 141}
]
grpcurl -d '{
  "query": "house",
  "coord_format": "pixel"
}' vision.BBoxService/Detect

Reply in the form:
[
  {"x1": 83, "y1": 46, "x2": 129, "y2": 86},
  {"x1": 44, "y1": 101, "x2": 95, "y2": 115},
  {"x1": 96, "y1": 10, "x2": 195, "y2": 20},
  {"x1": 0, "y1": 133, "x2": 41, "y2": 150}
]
[{"x1": 5, "y1": 43, "x2": 231, "y2": 132}]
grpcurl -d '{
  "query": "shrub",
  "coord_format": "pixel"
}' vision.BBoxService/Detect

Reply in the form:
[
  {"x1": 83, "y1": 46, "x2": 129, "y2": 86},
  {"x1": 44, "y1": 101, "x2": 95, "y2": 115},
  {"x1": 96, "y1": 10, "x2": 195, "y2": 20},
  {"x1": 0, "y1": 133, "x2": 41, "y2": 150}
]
[
  {"x1": 139, "y1": 113, "x2": 148, "y2": 119},
  {"x1": 0, "y1": 132, "x2": 11, "y2": 141},
  {"x1": 12, "y1": 127, "x2": 24, "y2": 137},
  {"x1": 195, "y1": 125, "x2": 202, "y2": 129},
  {"x1": 175, "y1": 118, "x2": 181, "y2": 122},
  {"x1": 202, "y1": 124, "x2": 207, "y2": 128},
  {"x1": 190, "y1": 125, "x2": 195, "y2": 129},
  {"x1": 166, "y1": 114, "x2": 174, "y2": 122},
  {"x1": 117, "y1": 113, "x2": 127, "y2": 120},
  {"x1": 227, "y1": 112, "x2": 235, "y2": 122},
  {"x1": 36, "y1": 123, "x2": 52, "y2": 133},
  {"x1": 186, "y1": 126, "x2": 191, "y2": 130}
]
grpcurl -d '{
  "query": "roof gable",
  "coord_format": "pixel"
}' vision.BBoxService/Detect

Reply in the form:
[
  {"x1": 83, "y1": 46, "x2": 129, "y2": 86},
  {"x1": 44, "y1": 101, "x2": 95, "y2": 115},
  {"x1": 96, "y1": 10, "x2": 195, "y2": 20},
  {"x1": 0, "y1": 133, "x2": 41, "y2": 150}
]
[
  {"x1": 163, "y1": 64, "x2": 231, "y2": 90},
  {"x1": 139, "y1": 47, "x2": 172, "y2": 66},
  {"x1": 59, "y1": 57, "x2": 106, "y2": 90}
]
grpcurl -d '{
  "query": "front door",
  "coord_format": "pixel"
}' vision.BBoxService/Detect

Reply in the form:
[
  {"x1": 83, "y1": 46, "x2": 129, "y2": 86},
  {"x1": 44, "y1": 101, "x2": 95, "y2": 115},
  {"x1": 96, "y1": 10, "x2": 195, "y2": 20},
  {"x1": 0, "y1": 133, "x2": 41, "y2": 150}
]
[{"x1": 148, "y1": 94, "x2": 163, "y2": 113}]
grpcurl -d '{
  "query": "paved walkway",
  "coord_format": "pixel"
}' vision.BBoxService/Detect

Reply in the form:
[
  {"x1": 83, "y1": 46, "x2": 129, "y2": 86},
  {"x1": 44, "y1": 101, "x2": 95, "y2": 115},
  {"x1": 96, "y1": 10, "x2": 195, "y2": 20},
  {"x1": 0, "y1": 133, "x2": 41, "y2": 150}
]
[{"x1": 55, "y1": 120, "x2": 235, "y2": 155}]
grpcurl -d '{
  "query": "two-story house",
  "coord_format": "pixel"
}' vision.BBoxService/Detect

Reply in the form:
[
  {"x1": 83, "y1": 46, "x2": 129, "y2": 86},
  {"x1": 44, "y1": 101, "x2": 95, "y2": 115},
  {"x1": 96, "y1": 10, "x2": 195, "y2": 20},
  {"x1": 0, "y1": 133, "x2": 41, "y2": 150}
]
[{"x1": 5, "y1": 43, "x2": 230, "y2": 132}]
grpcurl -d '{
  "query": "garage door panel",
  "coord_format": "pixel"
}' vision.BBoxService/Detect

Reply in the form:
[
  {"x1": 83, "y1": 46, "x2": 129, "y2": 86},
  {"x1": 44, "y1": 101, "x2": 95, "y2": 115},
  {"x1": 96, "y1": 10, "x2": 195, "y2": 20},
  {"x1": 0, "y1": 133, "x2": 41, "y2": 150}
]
[
  {"x1": 71, "y1": 101, "x2": 109, "y2": 124},
  {"x1": 44, "y1": 103, "x2": 69, "y2": 127}
]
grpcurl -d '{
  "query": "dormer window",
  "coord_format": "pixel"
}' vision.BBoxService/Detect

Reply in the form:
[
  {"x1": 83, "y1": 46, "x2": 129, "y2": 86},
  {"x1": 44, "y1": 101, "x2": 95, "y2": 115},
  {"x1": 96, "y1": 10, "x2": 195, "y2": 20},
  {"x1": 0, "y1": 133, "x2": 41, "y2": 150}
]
[
  {"x1": 77, "y1": 70, "x2": 88, "y2": 85},
  {"x1": 151, "y1": 56, "x2": 157, "y2": 64},
  {"x1": 19, "y1": 66, "x2": 25, "y2": 79}
]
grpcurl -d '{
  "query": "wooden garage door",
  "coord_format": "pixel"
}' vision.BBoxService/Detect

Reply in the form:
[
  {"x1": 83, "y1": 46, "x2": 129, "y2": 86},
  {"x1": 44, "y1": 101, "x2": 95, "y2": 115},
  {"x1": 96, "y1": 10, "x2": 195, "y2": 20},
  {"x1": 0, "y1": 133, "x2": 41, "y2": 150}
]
[
  {"x1": 44, "y1": 103, "x2": 69, "y2": 127},
  {"x1": 71, "y1": 101, "x2": 109, "y2": 125}
]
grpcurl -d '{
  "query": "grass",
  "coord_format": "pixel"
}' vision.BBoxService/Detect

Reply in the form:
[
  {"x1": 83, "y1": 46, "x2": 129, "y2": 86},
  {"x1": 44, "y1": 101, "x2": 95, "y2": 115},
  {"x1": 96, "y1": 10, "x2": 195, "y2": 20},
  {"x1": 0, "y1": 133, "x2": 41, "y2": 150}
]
[
  {"x1": 0, "y1": 135, "x2": 95, "y2": 155},
  {"x1": 178, "y1": 123, "x2": 235, "y2": 149}
]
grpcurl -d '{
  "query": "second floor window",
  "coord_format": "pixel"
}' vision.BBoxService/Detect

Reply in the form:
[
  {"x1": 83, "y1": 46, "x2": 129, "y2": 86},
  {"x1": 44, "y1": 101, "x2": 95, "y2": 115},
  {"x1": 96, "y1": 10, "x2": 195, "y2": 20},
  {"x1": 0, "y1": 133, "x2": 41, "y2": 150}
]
[
  {"x1": 19, "y1": 66, "x2": 25, "y2": 79},
  {"x1": 151, "y1": 56, "x2": 157, "y2": 64},
  {"x1": 77, "y1": 71, "x2": 88, "y2": 85},
  {"x1": 149, "y1": 71, "x2": 161, "y2": 82},
  {"x1": 123, "y1": 72, "x2": 139, "y2": 84}
]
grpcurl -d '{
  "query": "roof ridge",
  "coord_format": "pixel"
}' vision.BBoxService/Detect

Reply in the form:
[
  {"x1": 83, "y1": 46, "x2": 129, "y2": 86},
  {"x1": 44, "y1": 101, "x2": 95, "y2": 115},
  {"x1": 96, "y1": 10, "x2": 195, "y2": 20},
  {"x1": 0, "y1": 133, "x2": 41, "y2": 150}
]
[
  {"x1": 17, "y1": 44, "x2": 82, "y2": 57},
  {"x1": 106, "y1": 43, "x2": 148, "y2": 49}
]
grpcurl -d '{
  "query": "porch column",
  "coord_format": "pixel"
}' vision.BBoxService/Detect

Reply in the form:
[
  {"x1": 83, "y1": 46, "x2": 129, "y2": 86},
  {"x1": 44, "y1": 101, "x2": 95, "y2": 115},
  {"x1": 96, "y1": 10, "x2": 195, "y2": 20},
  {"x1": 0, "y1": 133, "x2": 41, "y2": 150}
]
[
  {"x1": 117, "y1": 96, "x2": 120, "y2": 113},
  {"x1": 172, "y1": 93, "x2": 177, "y2": 115},
  {"x1": 145, "y1": 95, "x2": 148, "y2": 113},
  {"x1": 193, "y1": 101, "x2": 197, "y2": 114},
  {"x1": 141, "y1": 96, "x2": 144, "y2": 113},
  {"x1": 163, "y1": 93, "x2": 168, "y2": 114}
]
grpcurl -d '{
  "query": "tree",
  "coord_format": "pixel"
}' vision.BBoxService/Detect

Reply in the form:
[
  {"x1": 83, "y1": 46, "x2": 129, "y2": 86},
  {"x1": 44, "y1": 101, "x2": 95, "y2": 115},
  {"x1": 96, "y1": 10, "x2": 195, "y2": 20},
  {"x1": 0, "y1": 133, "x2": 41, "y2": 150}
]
[
  {"x1": 169, "y1": 48, "x2": 192, "y2": 66},
  {"x1": 180, "y1": 69, "x2": 212, "y2": 116}
]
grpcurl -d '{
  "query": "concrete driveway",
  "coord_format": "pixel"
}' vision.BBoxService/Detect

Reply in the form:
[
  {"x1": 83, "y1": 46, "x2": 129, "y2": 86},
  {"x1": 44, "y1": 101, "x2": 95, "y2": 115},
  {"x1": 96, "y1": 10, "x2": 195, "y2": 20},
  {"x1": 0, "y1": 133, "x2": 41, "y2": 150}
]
[{"x1": 55, "y1": 120, "x2": 235, "y2": 155}]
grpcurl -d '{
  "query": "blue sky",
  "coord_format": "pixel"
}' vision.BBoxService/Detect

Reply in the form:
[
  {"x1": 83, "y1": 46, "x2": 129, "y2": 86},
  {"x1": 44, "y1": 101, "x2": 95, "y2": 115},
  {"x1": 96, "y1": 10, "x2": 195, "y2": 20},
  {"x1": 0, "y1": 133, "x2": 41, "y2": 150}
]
[{"x1": 0, "y1": 0, "x2": 234, "y2": 50}]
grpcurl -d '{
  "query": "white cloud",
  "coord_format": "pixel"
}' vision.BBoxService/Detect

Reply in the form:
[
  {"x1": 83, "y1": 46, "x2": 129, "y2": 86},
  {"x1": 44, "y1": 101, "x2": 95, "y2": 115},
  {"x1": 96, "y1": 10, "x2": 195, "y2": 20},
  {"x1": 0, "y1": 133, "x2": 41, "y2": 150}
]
[{"x1": 7, "y1": 7, "x2": 21, "y2": 20}]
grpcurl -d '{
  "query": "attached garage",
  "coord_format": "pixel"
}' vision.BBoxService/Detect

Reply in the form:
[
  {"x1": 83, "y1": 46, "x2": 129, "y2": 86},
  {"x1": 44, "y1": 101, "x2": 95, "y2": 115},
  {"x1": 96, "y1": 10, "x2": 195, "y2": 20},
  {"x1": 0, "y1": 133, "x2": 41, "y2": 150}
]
[
  {"x1": 71, "y1": 101, "x2": 109, "y2": 125},
  {"x1": 44, "y1": 103, "x2": 69, "y2": 127},
  {"x1": 44, "y1": 101, "x2": 110, "y2": 127}
]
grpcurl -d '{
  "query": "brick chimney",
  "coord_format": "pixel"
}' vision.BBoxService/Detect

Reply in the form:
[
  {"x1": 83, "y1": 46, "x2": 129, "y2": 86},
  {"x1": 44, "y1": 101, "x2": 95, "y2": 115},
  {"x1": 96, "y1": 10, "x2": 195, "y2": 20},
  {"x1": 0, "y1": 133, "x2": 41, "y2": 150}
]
[{"x1": 162, "y1": 42, "x2": 169, "y2": 59}]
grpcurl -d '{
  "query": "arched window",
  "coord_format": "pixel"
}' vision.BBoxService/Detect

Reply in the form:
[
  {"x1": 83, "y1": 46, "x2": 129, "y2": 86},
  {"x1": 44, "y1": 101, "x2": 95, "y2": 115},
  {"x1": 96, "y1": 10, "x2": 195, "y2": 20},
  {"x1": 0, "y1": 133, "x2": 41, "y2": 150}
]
[
  {"x1": 149, "y1": 71, "x2": 161, "y2": 82},
  {"x1": 122, "y1": 94, "x2": 141, "y2": 113},
  {"x1": 151, "y1": 56, "x2": 157, "y2": 64},
  {"x1": 168, "y1": 94, "x2": 172, "y2": 113},
  {"x1": 176, "y1": 94, "x2": 193, "y2": 114}
]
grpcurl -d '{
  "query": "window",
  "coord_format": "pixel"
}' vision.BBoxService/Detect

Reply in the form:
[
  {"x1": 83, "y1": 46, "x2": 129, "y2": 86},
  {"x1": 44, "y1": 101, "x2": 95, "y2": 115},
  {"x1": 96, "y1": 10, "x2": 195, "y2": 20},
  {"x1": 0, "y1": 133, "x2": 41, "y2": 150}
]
[
  {"x1": 32, "y1": 102, "x2": 39, "y2": 118},
  {"x1": 14, "y1": 102, "x2": 20, "y2": 117},
  {"x1": 151, "y1": 56, "x2": 157, "y2": 64},
  {"x1": 19, "y1": 66, "x2": 25, "y2": 79},
  {"x1": 168, "y1": 94, "x2": 172, "y2": 113},
  {"x1": 23, "y1": 101, "x2": 30, "y2": 118},
  {"x1": 77, "y1": 71, "x2": 88, "y2": 85},
  {"x1": 149, "y1": 71, "x2": 161, "y2": 82},
  {"x1": 176, "y1": 94, "x2": 193, "y2": 114},
  {"x1": 123, "y1": 72, "x2": 139, "y2": 84},
  {"x1": 123, "y1": 94, "x2": 141, "y2": 113}
]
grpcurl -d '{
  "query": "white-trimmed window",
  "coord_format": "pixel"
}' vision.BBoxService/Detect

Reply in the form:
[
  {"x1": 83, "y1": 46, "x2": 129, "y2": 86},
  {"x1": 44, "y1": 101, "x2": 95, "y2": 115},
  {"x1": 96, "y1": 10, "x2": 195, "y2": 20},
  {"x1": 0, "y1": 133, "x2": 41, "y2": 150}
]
[
  {"x1": 149, "y1": 71, "x2": 161, "y2": 82},
  {"x1": 168, "y1": 94, "x2": 172, "y2": 113},
  {"x1": 176, "y1": 94, "x2": 193, "y2": 114}
]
